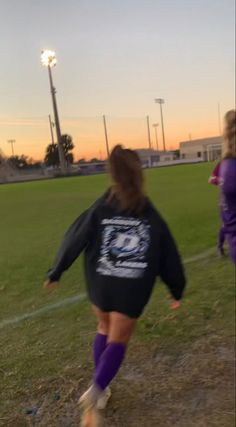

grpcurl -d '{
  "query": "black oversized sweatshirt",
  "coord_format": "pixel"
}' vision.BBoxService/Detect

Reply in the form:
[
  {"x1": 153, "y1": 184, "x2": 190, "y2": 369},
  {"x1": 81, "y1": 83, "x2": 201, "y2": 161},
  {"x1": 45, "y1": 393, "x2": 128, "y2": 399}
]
[{"x1": 48, "y1": 192, "x2": 186, "y2": 318}]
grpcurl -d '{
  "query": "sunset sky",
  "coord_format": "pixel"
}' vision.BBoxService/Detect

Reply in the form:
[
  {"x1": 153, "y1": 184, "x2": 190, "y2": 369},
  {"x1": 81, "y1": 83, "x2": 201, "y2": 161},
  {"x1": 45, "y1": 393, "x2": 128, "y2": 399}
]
[{"x1": 0, "y1": 0, "x2": 235, "y2": 160}]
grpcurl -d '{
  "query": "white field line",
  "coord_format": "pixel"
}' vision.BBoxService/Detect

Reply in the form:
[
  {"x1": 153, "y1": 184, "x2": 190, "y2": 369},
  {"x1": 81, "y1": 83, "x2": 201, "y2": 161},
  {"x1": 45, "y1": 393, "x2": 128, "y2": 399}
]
[
  {"x1": 183, "y1": 247, "x2": 216, "y2": 264},
  {"x1": 0, "y1": 294, "x2": 86, "y2": 329},
  {"x1": 0, "y1": 248, "x2": 216, "y2": 329}
]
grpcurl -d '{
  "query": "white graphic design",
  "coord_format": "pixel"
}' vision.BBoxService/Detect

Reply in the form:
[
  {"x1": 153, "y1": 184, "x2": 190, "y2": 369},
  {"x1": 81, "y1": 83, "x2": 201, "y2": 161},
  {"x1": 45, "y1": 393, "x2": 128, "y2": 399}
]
[{"x1": 97, "y1": 217, "x2": 150, "y2": 279}]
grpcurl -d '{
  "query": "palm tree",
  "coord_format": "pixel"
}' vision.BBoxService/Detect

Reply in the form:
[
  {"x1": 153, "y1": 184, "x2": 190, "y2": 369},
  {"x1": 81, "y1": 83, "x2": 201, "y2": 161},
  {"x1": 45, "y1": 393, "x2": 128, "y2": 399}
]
[
  {"x1": 44, "y1": 143, "x2": 59, "y2": 167},
  {"x1": 44, "y1": 134, "x2": 75, "y2": 167}
]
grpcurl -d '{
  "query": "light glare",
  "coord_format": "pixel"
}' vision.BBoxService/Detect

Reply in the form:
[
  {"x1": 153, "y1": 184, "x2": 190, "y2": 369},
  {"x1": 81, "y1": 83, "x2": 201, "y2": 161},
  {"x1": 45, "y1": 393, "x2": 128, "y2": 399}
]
[{"x1": 41, "y1": 50, "x2": 57, "y2": 67}]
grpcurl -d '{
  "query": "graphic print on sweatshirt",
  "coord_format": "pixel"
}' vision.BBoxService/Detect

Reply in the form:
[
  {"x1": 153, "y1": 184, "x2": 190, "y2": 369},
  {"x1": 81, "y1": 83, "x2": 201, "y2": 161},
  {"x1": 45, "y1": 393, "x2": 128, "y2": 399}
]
[{"x1": 97, "y1": 217, "x2": 150, "y2": 279}]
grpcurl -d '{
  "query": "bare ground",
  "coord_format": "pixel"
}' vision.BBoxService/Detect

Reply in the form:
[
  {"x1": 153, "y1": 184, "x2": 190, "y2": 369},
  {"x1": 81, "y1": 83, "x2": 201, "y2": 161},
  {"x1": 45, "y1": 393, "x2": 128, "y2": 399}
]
[{"x1": 1, "y1": 334, "x2": 234, "y2": 427}]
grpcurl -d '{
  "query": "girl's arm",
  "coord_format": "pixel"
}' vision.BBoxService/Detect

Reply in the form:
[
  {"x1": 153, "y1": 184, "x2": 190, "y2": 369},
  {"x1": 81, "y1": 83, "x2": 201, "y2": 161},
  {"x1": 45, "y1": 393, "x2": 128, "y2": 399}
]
[
  {"x1": 47, "y1": 208, "x2": 94, "y2": 283},
  {"x1": 46, "y1": 192, "x2": 108, "y2": 283}
]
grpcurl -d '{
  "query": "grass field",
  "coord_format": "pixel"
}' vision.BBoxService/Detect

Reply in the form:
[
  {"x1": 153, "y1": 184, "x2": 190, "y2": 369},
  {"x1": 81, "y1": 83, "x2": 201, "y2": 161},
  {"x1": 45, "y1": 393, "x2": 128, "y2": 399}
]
[{"x1": 0, "y1": 163, "x2": 235, "y2": 426}]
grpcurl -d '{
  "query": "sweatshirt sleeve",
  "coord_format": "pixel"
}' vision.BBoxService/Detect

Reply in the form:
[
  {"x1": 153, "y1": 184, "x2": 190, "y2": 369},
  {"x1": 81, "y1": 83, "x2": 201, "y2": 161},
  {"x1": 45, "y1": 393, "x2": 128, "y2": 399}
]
[
  {"x1": 159, "y1": 221, "x2": 186, "y2": 300},
  {"x1": 47, "y1": 208, "x2": 94, "y2": 282}
]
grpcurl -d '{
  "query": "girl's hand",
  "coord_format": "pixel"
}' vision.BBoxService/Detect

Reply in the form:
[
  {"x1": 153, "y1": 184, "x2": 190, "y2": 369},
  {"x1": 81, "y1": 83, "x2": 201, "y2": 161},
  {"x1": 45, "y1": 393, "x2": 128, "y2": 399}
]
[
  {"x1": 43, "y1": 279, "x2": 59, "y2": 290},
  {"x1": 170, "y1": 300, "x2": 181, "y2": 310}
]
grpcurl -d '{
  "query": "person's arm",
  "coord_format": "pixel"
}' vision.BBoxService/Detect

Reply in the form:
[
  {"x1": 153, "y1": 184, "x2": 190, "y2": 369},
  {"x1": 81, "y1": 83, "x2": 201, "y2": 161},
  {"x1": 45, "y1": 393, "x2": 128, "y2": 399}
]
[
  {"x1": 46, "y1": 208, "x2": 94, "y2": 283},
  {"x1": 159, "y1": 221, "x2": 186, "y2": 301},
  {"x1": 208, "y1": 175, "x2": 220, "y2": 185},
  {"x1": 208, "y1": 162, "x2": 221, "y2": 185}
]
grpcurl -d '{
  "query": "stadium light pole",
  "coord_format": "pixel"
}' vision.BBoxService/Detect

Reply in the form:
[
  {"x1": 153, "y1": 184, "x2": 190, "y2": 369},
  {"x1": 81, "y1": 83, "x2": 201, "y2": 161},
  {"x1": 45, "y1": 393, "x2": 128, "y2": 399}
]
[
  {"x1": 48, "y1": 114, "x2": 55, "y2": 145},
  {"x1": 153, "y1": 123, "x2": 159, "y2": 151},
  {"x1": 155, "y1": 98, "x2": 166, "y2": 152},
  {"x1": 41, "y1": 50, "x2": 67, "y2": 173}
]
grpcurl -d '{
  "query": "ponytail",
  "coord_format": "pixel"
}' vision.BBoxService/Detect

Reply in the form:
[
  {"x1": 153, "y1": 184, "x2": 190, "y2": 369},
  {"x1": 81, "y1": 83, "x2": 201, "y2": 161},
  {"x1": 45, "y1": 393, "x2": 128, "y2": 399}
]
[{"x1": 108, "y1": 145, "x2": 145, "y2": 214}]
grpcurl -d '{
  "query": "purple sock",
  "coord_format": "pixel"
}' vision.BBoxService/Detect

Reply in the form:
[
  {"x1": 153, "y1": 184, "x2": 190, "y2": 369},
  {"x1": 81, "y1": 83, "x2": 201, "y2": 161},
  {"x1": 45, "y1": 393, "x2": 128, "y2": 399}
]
[
  {"x1": 93, "y1": 333, "x2": 107, "y2": 369},
  {"x1": 94, "y1": 342, "x2": 126, "y2": 391}
]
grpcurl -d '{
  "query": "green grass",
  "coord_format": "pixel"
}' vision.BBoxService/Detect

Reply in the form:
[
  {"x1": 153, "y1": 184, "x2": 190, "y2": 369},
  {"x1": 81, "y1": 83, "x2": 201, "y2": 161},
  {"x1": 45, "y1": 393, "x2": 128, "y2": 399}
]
[
  {"x1": 0, "y1": 163, "x2": 234, "y2": 426},
  {"x1": 0, "y1": 163, "x2": 220, "y2": 320},
  {"x1": 0, "y1": 257, "x2": 234, "y2": 425}
]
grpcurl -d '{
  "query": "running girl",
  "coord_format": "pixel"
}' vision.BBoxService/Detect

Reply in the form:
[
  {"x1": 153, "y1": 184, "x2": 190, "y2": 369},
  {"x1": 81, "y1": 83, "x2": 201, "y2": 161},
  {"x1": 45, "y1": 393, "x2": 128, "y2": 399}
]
[{"x1": 44, "y1": 145, "x2": 186, "y2": 426}]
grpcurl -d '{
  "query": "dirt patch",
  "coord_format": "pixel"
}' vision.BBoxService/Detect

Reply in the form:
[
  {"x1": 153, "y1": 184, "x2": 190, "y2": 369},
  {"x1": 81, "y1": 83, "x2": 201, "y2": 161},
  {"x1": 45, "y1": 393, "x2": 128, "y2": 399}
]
[{"x1": 1, "y1": 335, "x2": 234, "y2": 427}]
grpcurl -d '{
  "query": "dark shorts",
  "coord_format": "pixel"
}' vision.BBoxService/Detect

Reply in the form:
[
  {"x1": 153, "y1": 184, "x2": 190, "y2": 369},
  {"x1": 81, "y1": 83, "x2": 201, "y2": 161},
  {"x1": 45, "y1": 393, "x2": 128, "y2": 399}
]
[{"x1": 86, "y1": 276, "x2": 156, "y2": 319}]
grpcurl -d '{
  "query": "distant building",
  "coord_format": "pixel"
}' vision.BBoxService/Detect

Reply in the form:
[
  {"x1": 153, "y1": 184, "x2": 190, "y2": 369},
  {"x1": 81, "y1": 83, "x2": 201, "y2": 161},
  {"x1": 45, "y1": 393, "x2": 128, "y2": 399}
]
[
  {"x1": 159, "y1": 151, "x2": 176, "y2": 162},
  {"x1": 135, "y1": 149, "x2": 175, "y2": 167},
  {"x1": 73, "y1": 161, "x2": 106, "y2": 175},
  {"x1": 179, "y1": 136, "x2": 223, "y2": 162}
]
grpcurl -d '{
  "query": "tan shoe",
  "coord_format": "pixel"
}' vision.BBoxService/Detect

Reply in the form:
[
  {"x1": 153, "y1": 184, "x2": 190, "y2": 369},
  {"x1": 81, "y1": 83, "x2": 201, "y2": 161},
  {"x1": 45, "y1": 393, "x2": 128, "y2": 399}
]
[
  {"x1": 97, "y1": 387, "x2": 112, "y2": 410},
  {"x1": 79, "y1": 386, "x2": 94, "y2": 407},
  {"x1": 79, "y1": 386, "x2": 103, "y2": 427}
]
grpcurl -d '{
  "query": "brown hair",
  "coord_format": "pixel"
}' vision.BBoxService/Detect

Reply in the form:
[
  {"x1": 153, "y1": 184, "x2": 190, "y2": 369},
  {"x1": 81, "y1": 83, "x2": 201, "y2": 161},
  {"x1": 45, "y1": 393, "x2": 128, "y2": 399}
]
[
  {"x1": 108, "y1": 145, "x2": 146, "y2": 214},
  {"x1": 223, "y1": 109, "x2": 236, "y2": 158}
]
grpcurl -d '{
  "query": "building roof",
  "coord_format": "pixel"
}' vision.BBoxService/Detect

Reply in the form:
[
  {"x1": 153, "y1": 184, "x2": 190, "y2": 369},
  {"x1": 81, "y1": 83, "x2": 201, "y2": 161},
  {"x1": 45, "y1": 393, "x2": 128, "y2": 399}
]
[
  {"x1": 135, "y1": 148, "x2": 173, "y2": 156},
  {"x1": 179, "y1": 136, "x2": 223, "y2": 148},
  {"x1": 135, "y1": 148, "x2": 157, "y2": 155}
]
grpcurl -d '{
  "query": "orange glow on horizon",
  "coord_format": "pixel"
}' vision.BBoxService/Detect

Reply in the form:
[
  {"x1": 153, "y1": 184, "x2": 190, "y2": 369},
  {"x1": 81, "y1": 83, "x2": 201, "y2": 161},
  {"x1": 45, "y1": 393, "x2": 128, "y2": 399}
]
[{"x1": 0, "y1": 116, "x2": 221, "y2": 161}]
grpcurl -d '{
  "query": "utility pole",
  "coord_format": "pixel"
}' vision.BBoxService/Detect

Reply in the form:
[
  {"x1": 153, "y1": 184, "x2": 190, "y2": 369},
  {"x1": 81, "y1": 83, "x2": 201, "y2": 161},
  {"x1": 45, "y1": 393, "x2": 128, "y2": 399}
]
[
  {"x1": 8, "y1": 139, "x2": 16, "y2": 156},
  {"x1": 146, "y1": 116, "x2": 152, "y2": 150},
  {"x1": 103, "y1": 115, "x2": 110, "y2": 159},
  {"x1": 155, "y1": 98, "x2": 166, "y2": 151}
]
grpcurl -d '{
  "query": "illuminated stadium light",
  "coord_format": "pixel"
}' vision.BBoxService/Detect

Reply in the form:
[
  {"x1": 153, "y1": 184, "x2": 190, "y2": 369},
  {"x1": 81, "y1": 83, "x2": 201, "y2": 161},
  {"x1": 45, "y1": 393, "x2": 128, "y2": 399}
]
[{"x1": 41, "y1": 50, "x2": 57, "y2": 68}]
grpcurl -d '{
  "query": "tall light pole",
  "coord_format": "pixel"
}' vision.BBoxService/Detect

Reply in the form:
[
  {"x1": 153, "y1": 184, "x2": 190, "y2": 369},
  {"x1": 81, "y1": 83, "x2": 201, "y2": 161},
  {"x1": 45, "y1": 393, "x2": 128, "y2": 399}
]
[
  {"x1": 155, "y1": 98, "x2": 166, "y2": 151},
  {"x1": 48, "y1": 114, "x2": 55, "y2": 145},
  {"x1": 153, "y1": 123, "x2": 159, "y2": 151},
  {"x1": 8, "y1": 139, "x2": 16, "y2": 156},
  {"x1": 103, "y1": 115, "x2": 110, "y2": 159},
  {"x1": 41, "y1": 50, "x2": 67, "y2": 173},
  {"x1": 146, "y1": 116, "x2": 152, "y2": 150}
]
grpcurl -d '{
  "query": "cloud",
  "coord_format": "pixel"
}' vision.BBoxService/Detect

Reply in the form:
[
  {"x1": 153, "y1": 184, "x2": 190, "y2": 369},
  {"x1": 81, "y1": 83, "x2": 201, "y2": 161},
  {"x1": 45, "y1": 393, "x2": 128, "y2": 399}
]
[{"x1": 0, "y1": 117, "x2": 47, "y2": 127}]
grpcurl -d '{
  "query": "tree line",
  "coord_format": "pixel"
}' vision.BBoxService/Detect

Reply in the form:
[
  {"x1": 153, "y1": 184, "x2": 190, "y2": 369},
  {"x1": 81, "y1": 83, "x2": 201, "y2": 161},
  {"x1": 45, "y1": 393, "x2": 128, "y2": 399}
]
[
  {"x1": 6, "y1": 134, "x2": 74, "y2": 169},
  {"x1": 6, "y1": 134, "x2": 104, "y2": 170}
]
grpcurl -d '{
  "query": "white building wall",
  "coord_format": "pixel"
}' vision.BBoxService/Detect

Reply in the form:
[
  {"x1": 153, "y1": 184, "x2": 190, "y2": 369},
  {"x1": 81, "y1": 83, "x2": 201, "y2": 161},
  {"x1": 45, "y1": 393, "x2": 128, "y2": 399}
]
[{"x1": 179, "y1": 137, "x2": 223, "y2": 162}]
